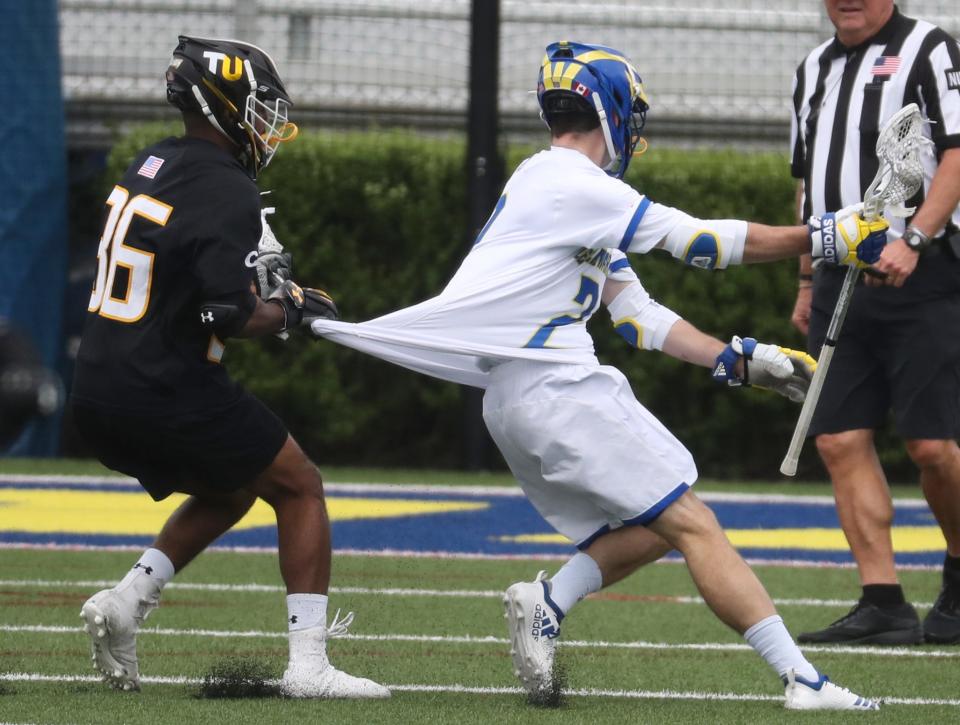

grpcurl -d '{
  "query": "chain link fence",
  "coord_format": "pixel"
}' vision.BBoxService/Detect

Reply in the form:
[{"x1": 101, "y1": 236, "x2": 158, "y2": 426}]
[{"x1": 59, "y1": 0, "x2": 960, "y2": 151}]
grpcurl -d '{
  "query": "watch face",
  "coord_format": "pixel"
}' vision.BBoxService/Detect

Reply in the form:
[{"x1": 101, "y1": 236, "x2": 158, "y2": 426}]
[{"x1": 904, "y1": 230, "x2": 926, "y2": 251}]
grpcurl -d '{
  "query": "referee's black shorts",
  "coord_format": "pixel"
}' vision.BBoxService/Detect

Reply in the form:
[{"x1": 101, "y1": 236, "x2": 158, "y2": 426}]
[
  {"x1": 808, "y1": 254, "x2": 960, "y2": 440},
  {"x1": 71, "y1": 391, "x2": 289, "y2": 501}
]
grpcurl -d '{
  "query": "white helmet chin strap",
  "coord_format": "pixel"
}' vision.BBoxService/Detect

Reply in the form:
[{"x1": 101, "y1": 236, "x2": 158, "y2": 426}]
[
  {"x1": 191, "y1": 85, "x2": 232, "y2": 141},
  {"x1": 592, "y1": 93, "x2": 620, "y2": 173}
]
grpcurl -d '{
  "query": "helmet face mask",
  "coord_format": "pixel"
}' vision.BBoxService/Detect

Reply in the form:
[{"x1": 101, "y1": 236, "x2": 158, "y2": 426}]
[
  {"x1": 538, "y1": 41, "x2": 649, "y2": 178},
  {"x1": 166, "y1": 35, "x2": 298, "y2": 178}
]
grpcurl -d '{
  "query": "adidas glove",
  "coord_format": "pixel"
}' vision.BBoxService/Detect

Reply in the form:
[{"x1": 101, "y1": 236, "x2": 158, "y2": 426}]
[
  {"x1": 809, "y1": 203, "x2": 888, "y2": 268},
  {"x1": 712, "y1": 336, "x2": 816, "y2": 403}
]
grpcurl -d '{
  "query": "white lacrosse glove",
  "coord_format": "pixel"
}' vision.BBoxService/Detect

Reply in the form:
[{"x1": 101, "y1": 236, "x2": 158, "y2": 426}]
[
  {"x1": 254, "y1": 206, "x2": 293, "y2": 299},
  {"x1": 809, "y1": 203, "x2": 889, "y2": 268},
  {"x1": 711, "y1": 336, "x2": 816, "y2": 403}
]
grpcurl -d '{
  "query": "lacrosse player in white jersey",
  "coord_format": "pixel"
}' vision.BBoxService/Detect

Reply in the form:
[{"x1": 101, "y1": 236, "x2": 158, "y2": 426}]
[{"x1": 311, "y1": 41, "x2": 890, "y2": 710}]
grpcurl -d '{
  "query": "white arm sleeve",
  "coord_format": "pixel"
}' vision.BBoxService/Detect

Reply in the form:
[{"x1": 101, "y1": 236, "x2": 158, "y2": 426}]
[
  {"x1": 657, "y1": 214, "x2": 748, "y2": 269},
  {"x1": 606, "y1": 280, "x2": 681, "y2": 351}
]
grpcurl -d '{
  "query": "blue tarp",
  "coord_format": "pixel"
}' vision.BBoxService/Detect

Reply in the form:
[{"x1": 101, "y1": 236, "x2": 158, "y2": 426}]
[{"x1": 0, "y1": 1, "x2": 69, "y2": 455}]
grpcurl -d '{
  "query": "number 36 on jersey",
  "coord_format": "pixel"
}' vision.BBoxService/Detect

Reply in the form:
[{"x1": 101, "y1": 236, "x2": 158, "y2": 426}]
[{"x1": 88, "y1": 185, "x2": 172, "y2": 323}]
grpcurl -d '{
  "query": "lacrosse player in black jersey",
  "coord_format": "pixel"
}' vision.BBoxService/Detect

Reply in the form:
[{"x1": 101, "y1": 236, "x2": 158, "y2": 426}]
[{"x1": 70, "y1": 35, "x2": 387, "y2": 699}]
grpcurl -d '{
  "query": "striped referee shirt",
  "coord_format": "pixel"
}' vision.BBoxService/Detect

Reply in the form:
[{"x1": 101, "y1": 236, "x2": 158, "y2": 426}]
[{"x1": 790, "y1": 7, "x2": 960, "y2": 237}]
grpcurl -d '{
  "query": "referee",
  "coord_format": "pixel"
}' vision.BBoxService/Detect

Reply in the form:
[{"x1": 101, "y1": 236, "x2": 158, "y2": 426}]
[{"x1": 790, "y1": 0, "x2": 960, "y2": 646}]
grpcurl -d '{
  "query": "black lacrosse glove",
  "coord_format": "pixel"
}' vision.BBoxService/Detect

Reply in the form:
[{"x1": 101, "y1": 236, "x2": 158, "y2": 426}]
[{"x1": 267, "y1": 280, "x2": 339, "y2": 330}]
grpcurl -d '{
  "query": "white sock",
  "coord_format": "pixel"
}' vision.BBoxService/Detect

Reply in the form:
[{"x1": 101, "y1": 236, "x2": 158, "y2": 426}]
[
  {"x1": 286, "y1": 593, "x2": 328, "y2": 632},
  {"x1": 116, "y1": 548, "x2": 174, "y2": 598},
  {"x1": 743, "y1": 614, "x2": 819, "y2": 682},
  {"x1": 548, "y1": 552, "x2": 603, "y2": 616}
]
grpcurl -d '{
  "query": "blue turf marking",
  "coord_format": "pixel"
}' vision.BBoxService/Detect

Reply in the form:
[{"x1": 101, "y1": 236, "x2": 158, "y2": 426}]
[{"x1": 0, "y1": 477, "x2": 944, "y2": 565}]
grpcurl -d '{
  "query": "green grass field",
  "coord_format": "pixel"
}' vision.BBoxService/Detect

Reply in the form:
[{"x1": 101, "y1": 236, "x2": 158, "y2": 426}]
[{"x1": 0, "y1": 460, "x2": 954, "y2": 724}]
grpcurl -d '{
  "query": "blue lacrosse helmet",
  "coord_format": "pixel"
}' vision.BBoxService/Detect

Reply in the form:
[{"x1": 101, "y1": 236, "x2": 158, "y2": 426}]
[{"x1": 537, "y1": 41, "x2": 649, "y2": 178}]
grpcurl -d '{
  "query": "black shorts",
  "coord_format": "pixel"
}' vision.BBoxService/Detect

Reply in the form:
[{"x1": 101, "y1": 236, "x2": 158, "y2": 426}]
[
  {"x1": 808, "y1": 258, "x2": 960, "y2": 440},
  {"x1": 71, "y1": 391, "x2": 288, "y2": 501}
]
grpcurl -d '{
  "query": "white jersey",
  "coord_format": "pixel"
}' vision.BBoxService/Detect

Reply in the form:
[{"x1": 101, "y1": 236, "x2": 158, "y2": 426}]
[{"x1": 312, "y1": 146, "x2": 691, "y2": 387}]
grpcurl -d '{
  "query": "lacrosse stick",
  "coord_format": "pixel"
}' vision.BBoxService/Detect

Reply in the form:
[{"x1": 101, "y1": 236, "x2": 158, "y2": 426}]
[
  {"x1": 258, "y1": 204, "x2": 294, "y2": 340},
  {"x1": 780, "y1": 103, "x2": 931, "y2": 476}
]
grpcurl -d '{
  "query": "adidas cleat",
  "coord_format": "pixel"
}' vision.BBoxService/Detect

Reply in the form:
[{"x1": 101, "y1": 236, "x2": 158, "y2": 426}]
[
  {"x1": 503, "y1": 571, "x2": 562, "y2": 695},
  {"x1": 784, "y1": 670, "x2": 879, "y2": 711}
]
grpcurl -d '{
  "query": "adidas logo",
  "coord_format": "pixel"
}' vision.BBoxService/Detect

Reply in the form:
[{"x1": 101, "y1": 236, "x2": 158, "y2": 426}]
[{"x1": 532, "y1": 603, "x2": 559, "y2": 640}]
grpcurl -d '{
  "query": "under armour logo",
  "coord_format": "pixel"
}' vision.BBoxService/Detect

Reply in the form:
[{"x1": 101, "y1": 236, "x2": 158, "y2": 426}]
[
  {"x1": 133, "y1": 563, "x2": 154, "y2": 575},
  {"x1": 289, "y1": 615, "x2": 298, "y2": 624},
  {"x1": 200, "y1": 310, "x2": 214, "y2": 324}
]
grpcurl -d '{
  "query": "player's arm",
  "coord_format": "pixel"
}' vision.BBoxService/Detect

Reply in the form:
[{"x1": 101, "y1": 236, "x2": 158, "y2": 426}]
[
  {"x1": 603, "y1": 277, "x2": 814, "y2": 402},
  {"x1": 649, "y1": 207, "x2": 887, "y2": 269},
  {"x1": 200, "y1": 282, "x2": 338, "y2": 340}
]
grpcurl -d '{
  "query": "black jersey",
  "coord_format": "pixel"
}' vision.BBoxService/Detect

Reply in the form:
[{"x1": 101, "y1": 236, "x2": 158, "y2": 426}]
[{"x1": 72, "y1": 136, "x2": 262, "y2": 413}]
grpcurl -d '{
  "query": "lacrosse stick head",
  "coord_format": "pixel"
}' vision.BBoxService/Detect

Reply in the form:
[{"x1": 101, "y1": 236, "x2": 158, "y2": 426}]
[{"x1": 862, "y1": 103, "x2": 932, "y2": 221}]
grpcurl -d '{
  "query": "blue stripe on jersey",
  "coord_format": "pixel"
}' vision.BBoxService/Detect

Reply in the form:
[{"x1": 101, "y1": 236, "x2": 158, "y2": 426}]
[
  {"x1": 618, "y1": 197, "x2": 651, "y2": 252},
  {"x1": 609, "y1": 258, "x2": 631, "y2": 273}
]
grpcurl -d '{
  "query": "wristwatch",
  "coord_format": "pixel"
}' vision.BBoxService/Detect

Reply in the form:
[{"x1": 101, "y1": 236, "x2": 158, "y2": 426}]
[{"x1": 903, "y1": 225, "x2": 931, "y2": 252}]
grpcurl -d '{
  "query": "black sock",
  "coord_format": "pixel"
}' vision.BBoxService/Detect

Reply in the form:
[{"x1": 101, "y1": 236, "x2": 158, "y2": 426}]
[{"x1": 861, "y1": 583, "x2": 906, "y2": 608}]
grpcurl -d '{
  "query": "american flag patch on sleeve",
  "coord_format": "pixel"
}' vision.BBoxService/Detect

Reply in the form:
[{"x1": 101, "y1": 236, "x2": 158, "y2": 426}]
[
  {"x1": 871, "y1": 56, "x2": 901, "y2": 76},
  {"x1": 137, "y1": 155, "x2": 165, "y2": 179}
]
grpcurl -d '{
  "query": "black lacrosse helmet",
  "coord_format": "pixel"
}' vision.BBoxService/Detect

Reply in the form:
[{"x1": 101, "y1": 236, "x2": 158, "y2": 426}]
[{"x1": 165, "y1": 35, "x2": 298, "y2": 178}]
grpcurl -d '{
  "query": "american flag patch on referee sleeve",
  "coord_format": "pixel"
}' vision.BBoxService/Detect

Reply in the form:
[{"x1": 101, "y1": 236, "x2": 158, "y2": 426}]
[
  {"x1": 137, "y1": 155, "x2": 165, "y2": 179},
  {"x1": 871, "y1": 56, "x2": 901, "y2": 76}
]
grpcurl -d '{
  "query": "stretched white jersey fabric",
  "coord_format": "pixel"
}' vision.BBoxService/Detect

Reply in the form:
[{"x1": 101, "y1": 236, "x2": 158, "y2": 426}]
[{"x1": 312, "y1": 146, "x2": 688, "y2": 387}]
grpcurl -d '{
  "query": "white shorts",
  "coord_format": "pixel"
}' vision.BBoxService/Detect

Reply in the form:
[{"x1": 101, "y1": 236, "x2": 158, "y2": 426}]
[{"x1": 482, "y1": 360, "x2": 698, "y2": 548}]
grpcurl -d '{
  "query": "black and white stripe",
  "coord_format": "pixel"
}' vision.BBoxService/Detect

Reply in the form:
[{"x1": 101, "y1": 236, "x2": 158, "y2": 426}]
[{"x1": 790, "y1": 10, "x2": 960, "y2": 236}]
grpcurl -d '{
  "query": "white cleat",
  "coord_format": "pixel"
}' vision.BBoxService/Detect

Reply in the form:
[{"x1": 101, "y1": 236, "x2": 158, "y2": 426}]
[
  {"x1": 784, "y1": 670, "x2": 880, "y2": 711},
  {"x1": 280, "y1": 612, "x2": 390, "y2": 700},
  {"x1": 281, "y1": 662, "x2": 391, "y2": 699},
  {"x1": 79, "y1": 588, "x2": 156, "y2": 693},
  {"x1": 502, "y1": 571, "x2": 562, "y2": 695}
]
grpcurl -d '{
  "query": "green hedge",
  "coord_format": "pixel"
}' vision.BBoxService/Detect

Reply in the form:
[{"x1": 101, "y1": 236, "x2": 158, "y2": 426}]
[{"x1": 100, "y1": 126, "x2": 912, "y2": 480}]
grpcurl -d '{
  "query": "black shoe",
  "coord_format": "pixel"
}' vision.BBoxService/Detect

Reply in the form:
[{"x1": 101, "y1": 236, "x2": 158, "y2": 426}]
[
  {"x1": 923, "y1": 588, "x2": 960, "y2": 644},
  {"x1": 797, "y1": 601, "x2": 923, "y2": 645}
]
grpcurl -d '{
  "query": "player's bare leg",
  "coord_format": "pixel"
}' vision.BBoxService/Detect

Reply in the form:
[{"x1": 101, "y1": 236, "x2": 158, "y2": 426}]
[
  {"x1": 248, "y1": 436, "x2": 331, "y2": 594},
  {"x1": 248, "y1": 436, "x2": 388, "y2": 698},
  {"x1": 647, "y1": 490, "x2": 877, "y2": 710},
  {"x1": 908, "y1": 438, "x2": 960, "y2": 643},
  {"x1": 153, "y1": 488, "x2": 258, "y2": 570},
  {"x1": 81, "y1": 486, "x2": 259, "y2": 691},
  {"x1": 584, "y1": 524, "x2": 672, "y2": 587},
  {"x1": 647, "y1": 490, "x2": 776, "y2": 631}
]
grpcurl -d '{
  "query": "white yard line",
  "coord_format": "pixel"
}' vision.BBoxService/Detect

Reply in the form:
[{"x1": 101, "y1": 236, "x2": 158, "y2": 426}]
[
  {"x1": 1, "y1": 672, "x2": 957, "y2": 706},
  {"x1": 2, "y1": 623, "x2": 957, "y2": 659},
  {"x1": 0, "y1": 578, "x2": 934, "y2": 609}
]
